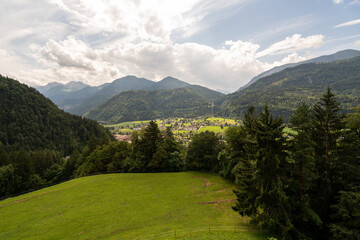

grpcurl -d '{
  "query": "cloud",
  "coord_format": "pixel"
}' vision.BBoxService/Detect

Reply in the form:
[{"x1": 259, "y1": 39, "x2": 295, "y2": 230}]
[
  {"x1": 349, "y1": 0, "x2": 360, "y2": 5},
  {"x1": 23, "y1": 34, "x2": 321, "y2": 92},
  {"x1": 0, "y1": 1, "x2": 325, "y2": 92},
  {"x1": 45, "y1": 0, "x2": 247, "y2": 43},
  {"x1": 355, "y1": 40, "x2": 360, "y2": 46},
  {"x1": 334, "y1": 18, "x2": 360, "y2": 28},
  {"x1": 333, "y1": 0, "x2": 343, "y2": 3},
  {"x1": 256, "y1": 34, "x2": 324, "y2": 58}
]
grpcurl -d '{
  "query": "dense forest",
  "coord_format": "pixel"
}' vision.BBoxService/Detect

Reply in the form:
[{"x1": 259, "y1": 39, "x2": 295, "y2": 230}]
[{"x1": 0, "y1": 75, "x2": 113, "y2": 197}]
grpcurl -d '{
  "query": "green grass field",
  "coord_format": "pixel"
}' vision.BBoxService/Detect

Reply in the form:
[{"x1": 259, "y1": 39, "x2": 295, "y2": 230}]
[
  {"x1": 198, "y1": 126, "x2": 229, "y2": 134},
  {"x1": 0, "y1": 172, "x2": 269, "y2": 240}
]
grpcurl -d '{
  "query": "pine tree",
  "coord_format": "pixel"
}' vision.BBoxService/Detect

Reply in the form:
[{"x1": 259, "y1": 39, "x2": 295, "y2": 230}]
[
  {"x1": 311, "y1": 88, "x2": 343, "y2": 223},
  {"x1": 233, "y1": 106, "x2": 293, "y2": 237}
]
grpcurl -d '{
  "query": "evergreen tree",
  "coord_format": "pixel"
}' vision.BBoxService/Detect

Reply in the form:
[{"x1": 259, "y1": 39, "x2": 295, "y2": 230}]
[
  {"x1": 288, "y1": 104, "x2": 321, "y2": 238},
  {"x1": 310, "y1": 87, "x2": 343, "y2": 234},
  {"x1": 233, "y1": 106, "x2": 293, "y2": 237}
]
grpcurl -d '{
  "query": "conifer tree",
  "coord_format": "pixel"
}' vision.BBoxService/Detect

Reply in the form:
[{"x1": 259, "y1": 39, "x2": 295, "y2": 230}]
[
  {"x1": 233, "y1": 106, "x2": 293, "y2": 237},
  {"x1": 310, "y1": 88, "x2": 343, "y2": 226}
]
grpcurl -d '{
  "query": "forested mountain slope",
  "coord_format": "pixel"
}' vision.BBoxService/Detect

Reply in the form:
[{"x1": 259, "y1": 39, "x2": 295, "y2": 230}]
[
  {"x1": 86, "y1": 85, "x2": 224, "y2": 123},
  {"x1": 0, "y1": 75, "x2": 113, "y2": 154},
  {"x1": 237, "y1": 49, "x2": 360, "y2": 91},
  {"x1": 222, "y1": 56, "x2": 360, "y2": 119}
]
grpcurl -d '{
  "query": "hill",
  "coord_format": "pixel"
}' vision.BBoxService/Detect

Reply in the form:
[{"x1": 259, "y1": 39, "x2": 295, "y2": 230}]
[
  {"x1": 0, "y1": 172, "x2": 267, "y2": 240},
  {"x1": 67, "y1": 76, "x2": 155, "y2": 115},
  {"x1": 37, "y1": 76, "x2": 198, "y2": 116},
  {"x1": 237, "y1": 49, "x2": 360, "y2": 91},
  {"x1": 0, "y1": 75, "x2": 113, "y2": 154},
  {"x1": 222, "y1": 56, "x2": 360, "y2": 119},
  {"x1": 85, "y1": 86, "x2": 224, "y2": 124}
]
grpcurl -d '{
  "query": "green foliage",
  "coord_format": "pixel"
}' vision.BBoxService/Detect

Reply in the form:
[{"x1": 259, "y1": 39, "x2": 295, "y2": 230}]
[
  {"x1": 186, "y1": 131, "x2": 225, "y2": 172},
  {"x1": 310, "y1": 88, "x2": 344, "y2": 222},
  {"x1": 0, "y1": 75, "x2": 113, "y2": 155},
  {"x1": 329, "y1": 191, "x2": 360, "y2": 240}
]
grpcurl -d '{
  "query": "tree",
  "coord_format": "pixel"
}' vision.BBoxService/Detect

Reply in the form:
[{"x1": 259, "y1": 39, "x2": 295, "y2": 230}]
[
  {"x1": 233, "y1": 106, "x2": 293, "y2": 238},
  {"x1": 186, "y1": 131, "x2": 224, "y2": 172},
  {"x1": 287, "y1": 104, "x2": 320, "y2": 237},
  {"x1": 310, "y1": 88, "x2": 343, "y2": 229}
]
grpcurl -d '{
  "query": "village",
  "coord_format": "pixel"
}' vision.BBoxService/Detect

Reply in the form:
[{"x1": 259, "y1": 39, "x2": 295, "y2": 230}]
[{"x1": 105, "y1": 117, "x2": 240, "y2": 143}]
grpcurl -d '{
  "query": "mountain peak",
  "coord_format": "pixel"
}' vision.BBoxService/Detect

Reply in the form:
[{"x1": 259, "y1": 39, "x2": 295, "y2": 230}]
[{"x1": 150, "y1": 76, "x2": 190, "y2": 90}]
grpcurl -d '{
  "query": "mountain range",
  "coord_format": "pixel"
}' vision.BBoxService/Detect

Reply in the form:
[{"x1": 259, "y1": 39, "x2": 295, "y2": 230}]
[
  {"x1": 36, "y1": 49, "x2": 360, "y2": 123},
  {"x1": 222, "y1": 54, "x2": 360, "y2": 119},
  {"x1": 237, "y1": 49, "x2": 360, "y2": 91},
  {"x1": 36, "y1": 76, "x2": 195, "y2": 116}
]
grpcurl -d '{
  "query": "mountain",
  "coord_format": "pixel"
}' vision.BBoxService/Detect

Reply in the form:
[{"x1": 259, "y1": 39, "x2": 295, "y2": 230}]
[
  {"x1": 0, "y1": 75, "x2": 113, "y2": 154},
  {"x1": 222, "y1": 56, "x2": 360, "y2": 120},
  {"x1": 85, "y1": 85, "x2": 224, "y2": 124},
  {"x1": 147, "y1": 76, "x2": 190, "y2": 90},
  {"x1": 238, "y1": 49, "x2": 360, "y2": 91},
  {"x1": 67, "y1": 76, "x2": 155, "y2": 115}
]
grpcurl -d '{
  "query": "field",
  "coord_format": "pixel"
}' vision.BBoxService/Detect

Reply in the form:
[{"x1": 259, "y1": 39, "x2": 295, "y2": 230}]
[
  {"x1": 0, "y1": 172, "x2": 269, "y2": 240},
  {"x1": 198, "y1": 126, "x2": 229, "y2": 133}
]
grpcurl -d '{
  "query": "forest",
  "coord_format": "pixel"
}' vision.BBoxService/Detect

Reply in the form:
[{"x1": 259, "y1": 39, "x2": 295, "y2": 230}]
[{"x1": 1, "y1": 88, "x2": 359, "y2": 239}]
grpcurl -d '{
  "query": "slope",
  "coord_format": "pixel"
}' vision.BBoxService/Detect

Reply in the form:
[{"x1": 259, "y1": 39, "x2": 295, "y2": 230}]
[
  {"x1": 85, "y1": 86, "x2": 224, "y2": 123},
  {"x1": 67, "y1": 76, "x2": 154, "y2": 115},
  {"x1": 222, "y1": 56, "x2": 360, "y2": 119},
  {"x1": 0, "y1": 172, "x2": 266, "y2": 240},
  {"x1": 0, "y1": 75, "x2": 112, "y2": 154},
  {"x1": 237, "y1": 49, "x2": 360, "y2": 91}
]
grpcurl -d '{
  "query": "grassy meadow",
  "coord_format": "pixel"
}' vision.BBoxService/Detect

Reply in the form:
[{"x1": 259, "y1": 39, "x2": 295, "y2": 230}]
[{"x1": 0, "y1": 172, "x2": 268, "y2": 240}]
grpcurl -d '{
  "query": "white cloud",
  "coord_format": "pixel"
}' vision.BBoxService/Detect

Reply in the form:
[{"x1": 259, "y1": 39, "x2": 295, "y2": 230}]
[
  {"x1": 19, "y1": 34, "x2": 320, "y2": 92},
  {"x1": 256, "y1": 34, "x2": 324, "y2": 58},
  {"x1": 349, "y1": 0, "x2": 360, "y2": 5},
  {"x1": 333, "y1": 0, "x2": 343, "y2": 3},
  {"x1": 355, "y1": 40, "x2": 360, "y2": 46},
  {"x1": 0, "y1": 1, "x2": 325, "y2": 92},
  {"x1": 45, "y1": 0, "x2": 247, "y2": 43},
  {"x1": 334, "y1": 18, "x2": 360, "y2": 28}
]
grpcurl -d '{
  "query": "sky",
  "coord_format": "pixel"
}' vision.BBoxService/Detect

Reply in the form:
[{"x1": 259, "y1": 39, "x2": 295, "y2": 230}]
[{"x1": 0, "y1": 0, "x2": 359, "y2": 93}]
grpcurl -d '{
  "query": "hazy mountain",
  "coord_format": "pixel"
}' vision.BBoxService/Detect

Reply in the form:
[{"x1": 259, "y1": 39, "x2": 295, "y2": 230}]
[
  {"x1": 0, "y1": 75, "x2": 113, "y2": 154},
  {"x1": 222, "y1": 55, "x2": 360, "y2": 120},
  {"x1": 67, "y1": 76, "x2": 155, "y2": 115},
  {"x1": 147, "y1": 76, "x2": 190, "y2": 90},
  {"x1": 237, "y1": 49, "x2": 360, "y2": 91},
  {"x1": 37, "y1": 75, "x2": 212, "y2": 116},
  {"x1": 85, "y1": 85, "x2": 224, "y2": 124}
]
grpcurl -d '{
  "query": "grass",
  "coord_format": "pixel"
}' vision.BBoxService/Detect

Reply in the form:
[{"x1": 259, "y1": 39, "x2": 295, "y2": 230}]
[
  {"x1": 198, "y1": 126, "x2": 228, "y2": 134},
  {"x1": 0, "y1": 172, "x2": 268, "y2": 240}
]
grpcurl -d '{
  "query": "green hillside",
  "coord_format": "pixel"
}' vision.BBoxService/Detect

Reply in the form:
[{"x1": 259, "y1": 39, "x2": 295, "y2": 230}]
[
  {"x1": 86, "y1": 87, "x2": 224, "y2": 124},
  {"x1": 0, "y1": 75, "x2": 113, "y2": 154},
  {"x1": 222, "y1": 56, "x2": 360, "y2": 119},
  {"x1": 0, "y1": 172, "x2": 267, "y2": 240}
]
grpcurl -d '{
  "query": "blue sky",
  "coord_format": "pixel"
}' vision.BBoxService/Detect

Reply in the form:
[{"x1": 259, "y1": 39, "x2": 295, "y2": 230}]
[{"x1": 0, "y1": 0, "x2": 359, "y2": 92}]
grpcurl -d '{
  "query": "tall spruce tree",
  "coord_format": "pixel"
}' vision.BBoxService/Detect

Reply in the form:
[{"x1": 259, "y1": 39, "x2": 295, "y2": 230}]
[
  {"x1": 233, "y1": 106, "x2": 293, "y2": 237},
  {"x1": 288, "y1": 104, "x2": 321, "y2": 238},
  {"x1": 310, "y1": 88, "x2": 343, "y2": 238}
]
